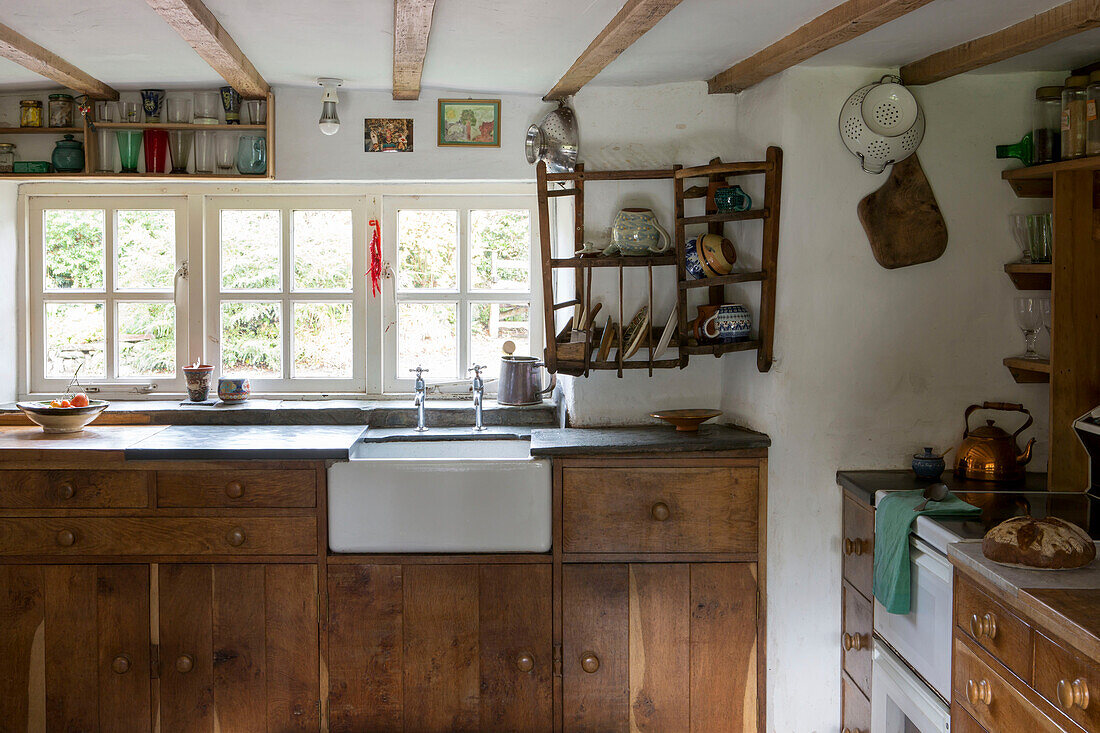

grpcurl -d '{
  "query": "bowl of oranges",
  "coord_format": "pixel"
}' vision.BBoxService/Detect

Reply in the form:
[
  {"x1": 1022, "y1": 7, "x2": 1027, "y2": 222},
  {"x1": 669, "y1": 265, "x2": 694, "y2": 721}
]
[{"x1": 16, "y1": 392, "x2": 109, "y2": 433}]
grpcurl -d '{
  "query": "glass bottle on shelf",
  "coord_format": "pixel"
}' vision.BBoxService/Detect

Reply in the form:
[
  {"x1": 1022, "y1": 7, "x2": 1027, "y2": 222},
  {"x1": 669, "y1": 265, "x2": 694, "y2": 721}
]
[
  {"x1": 0, "y1": 143, "x2": 16, "y2": 172},
  {"x1": 1087, "y1": 71, "x2": 1100, "y2": 156},
  {"x1": 1061, "y1": 75, "x2": 1089, "y2": 160},
  {"x1": 996, "y1": 132, "x2": 1032, "y2": 165},
  {"x1": 19, "y1": 100, "x2": 42, "y2": 128},
  {"x1": 47, "y1": 93, "x2": 74, "y2": 128},
  {"x1": 1033, "y1": 86, "x2": 1063, "y2": 164}
]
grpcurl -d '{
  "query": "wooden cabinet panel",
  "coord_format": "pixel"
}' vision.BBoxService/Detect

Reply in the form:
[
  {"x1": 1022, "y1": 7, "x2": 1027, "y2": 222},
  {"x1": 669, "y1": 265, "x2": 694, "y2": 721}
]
[
  {"x1": 842, "y1": 493, "x2": 873, "y2": 600},
  {"x1": 157, "y1": 469, "x2": 316, "y2": 508},
  {"x1": 0, "y1": 564, "x2": 151, "y2": 733},
  {"x1": 841, "y1": 672, "x2": 870, "y2": 733},
  {"x1": 1033, "y1": 630, "x2": 1100, "y2": 732},
  {"x1": 0, "y1": 515, "x2": 316, "y2": 555},
  {"x1": 953, "y1": 635, "x2": 1066, "y2": 733},
  {"x1": 954, "y1": 576, "x2": 1031, "y2": 679},
  {"x1": 327, "y1": 563, "x2": 552, "y2": 733},
  {"x1": 842, "y1": 581, "x2": 872, "y2": 696},
  {"x1": 950, "y1": 706, "x2": 989, "y2": 733},
  {"x1": 562, "y1": 466, "x2": 758, "y2": 554},
  {"x1": 562, "y1": 563, "x2": 758, "y2": 732},
  {"x1": 0, "y1": 469, "x2": 150, "y2": 508}
]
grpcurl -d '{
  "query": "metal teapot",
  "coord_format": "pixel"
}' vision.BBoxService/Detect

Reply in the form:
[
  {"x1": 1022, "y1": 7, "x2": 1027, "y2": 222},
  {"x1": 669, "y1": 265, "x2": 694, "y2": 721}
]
[{"x1": 954, "y1": 401, "x2": 1035, "y2": 482}]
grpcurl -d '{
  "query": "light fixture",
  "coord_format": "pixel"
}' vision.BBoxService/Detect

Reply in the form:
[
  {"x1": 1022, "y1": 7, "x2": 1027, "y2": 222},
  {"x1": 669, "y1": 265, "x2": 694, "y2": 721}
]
[{"x1": 317, "y1": 77, "x2": 343, "y2": 135}]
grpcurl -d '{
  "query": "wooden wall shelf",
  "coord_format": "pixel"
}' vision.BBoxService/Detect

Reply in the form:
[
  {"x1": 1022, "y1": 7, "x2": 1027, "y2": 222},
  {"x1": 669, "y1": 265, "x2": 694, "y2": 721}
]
[
  {"x1": 1003, "y1": 356, "x2": 1050, "y2": 384},
  {"x1": 1004, "y1": 262, "x2": 1051, "y2": 290},
  {"x1": 0, "y1": 127, "x2": 83, "y2": 135},
  {"x1": 1002, "y1": 157, "x2": 1100, "y2": 198}
]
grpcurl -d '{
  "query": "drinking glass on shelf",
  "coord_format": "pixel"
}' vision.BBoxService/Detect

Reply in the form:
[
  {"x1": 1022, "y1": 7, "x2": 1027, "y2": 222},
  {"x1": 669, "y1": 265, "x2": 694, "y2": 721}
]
[
  {"x1": 215, "y1": 132, "x2": 237, "y2": 173},
  {"x1": 194, "y1": 130, "x2": 215, "y2": 173},
  {"x1": 1014, "y1": 297, "x2": 1045, "y2": 360},
  {"x1": 1008, "y1": 214, "x2": 1030, "y2": 263},
  {"x1": 244, "y1": 99, "x2": 267, "y2": 125},
  {"x1": 166, "y1": 95, "x2": 192, "y2": 124},
  {"x1": 119, "y1": 101, "x2": 139, "y2": 123},
  {"x1": 1026, "y1": 213, "x2": 1053, "y2": 263},
  {"x1": 1040, "y1": 298, "x2": 1052, "y2": 339},
  {"x1": 194, "y1": 91, "x2": 220, "y2": 124},
  {"x1": 95, "y1": 102, "x2": 117, "y2": 173}
]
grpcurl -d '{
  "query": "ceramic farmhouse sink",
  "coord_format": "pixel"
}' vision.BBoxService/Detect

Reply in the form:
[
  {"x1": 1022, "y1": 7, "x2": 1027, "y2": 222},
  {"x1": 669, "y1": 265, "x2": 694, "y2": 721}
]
[{"x1": 327, "y1": 437, "x2": 551, "y2": 553}]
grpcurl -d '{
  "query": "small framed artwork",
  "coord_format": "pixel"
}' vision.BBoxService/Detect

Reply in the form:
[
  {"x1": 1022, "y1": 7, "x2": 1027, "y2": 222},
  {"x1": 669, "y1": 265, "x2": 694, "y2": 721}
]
[
  {"x1": 365, "y1": 118, "x2": 413, "y2": 152},
  {"x1": 438, "y1": 99, "x2": 500, "y2": 147}
]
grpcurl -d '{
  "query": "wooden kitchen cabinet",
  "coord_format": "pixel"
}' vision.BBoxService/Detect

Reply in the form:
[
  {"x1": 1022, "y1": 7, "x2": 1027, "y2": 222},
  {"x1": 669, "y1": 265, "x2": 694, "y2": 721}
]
[
  {"x1": 327, "y1": 562, "x2": 553, "y2": 733},
  {"x1": 839, "y1": 487, "x2": 874, "y2": 733}
]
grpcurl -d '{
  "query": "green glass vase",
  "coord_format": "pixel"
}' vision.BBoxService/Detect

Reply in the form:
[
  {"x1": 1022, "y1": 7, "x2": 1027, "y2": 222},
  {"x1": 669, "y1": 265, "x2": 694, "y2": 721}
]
[{"x1": 995, "y1": 132, "x2": 1033, "y2": 166}]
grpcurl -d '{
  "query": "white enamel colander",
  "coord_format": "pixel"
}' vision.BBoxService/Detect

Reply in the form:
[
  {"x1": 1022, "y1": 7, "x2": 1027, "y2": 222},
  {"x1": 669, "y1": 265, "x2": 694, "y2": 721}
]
[{"x1": 839, "y1": 75, "x2": 925, "y2": 174}]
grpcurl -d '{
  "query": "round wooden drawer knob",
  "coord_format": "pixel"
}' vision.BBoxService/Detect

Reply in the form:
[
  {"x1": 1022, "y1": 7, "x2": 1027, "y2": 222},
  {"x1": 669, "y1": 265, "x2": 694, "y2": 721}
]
[
  {"x1": 1058, "y1": 678, "x2": 1090, "y2": 710},
  {"x1": 842, "y1": 632, "x2": 864, "y2": 651},
  {"x1": 515, "y1": 652, "x2": 534, "y2": 672},
  {"x1": 650, "y1": 502, "x2": 670, "y2": 521},
  {"x1": 580, "y1": 652, "x2": 599, "y2": 674},
  {"x1": 56, "y1": 529, "x2": 75, "y2": 547},
  {"x1": 112, "y1": 655, "x2": 131, "y2": 675},
  {"x1": 226, "y1": 528, "x2": 246, "y2": 547},
  {"x1": 225, "y1": 481, "x2": 244, "y2": 499},
  {"x1": 176, "y1": 654, "x2": 194, "y2": 674},
  {"x1": 966, "y1": 678, "x2": 992, "y2": 706},
  {"x1": 57, "y1": 482, "x2": 75, "y2": 500},
  {"x1": 969, "y1": 612, "x2": 997, "y2": 640}
]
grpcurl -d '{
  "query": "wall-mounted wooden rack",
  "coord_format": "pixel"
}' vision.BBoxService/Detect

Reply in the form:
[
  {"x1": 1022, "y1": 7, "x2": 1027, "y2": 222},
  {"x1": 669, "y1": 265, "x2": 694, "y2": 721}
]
[{"x1": 1004, "y1": 262, "x2": 1052, "y2": 290}]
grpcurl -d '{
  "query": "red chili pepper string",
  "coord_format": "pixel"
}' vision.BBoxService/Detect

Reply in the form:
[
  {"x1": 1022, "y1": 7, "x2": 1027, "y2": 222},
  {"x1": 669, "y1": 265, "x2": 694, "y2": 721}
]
[{"x1": 368, "y1": 219, "x2": 382, "y2": 297}]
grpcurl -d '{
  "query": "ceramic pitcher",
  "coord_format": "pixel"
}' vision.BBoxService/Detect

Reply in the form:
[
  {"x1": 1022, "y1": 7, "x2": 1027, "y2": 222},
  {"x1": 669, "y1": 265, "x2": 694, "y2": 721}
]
[{"x1": 608, "y1": 208, "x2": 671, "y2": 256}]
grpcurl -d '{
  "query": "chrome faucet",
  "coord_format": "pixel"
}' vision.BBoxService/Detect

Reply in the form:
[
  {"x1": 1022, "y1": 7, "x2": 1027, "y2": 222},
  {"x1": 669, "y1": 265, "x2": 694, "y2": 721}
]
[
  {"x1": 468, "y1": 364, "x2": 486, "y2": 432},
  {"x1": 410, "y1": 366, "x2": 429, "y2": 431}
]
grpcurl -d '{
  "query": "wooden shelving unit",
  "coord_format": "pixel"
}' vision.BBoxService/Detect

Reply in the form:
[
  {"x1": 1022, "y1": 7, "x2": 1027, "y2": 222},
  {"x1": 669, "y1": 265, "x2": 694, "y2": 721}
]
[
  {"x1": 1003, "y1": 356, "x2": 1050, "y2": 384},
  {"x1": 535, "y1": 147, "x2": 783, "y2": 378},
  {"x1": 1004, "y1": 262, "x2": 1052, "y2": 290}
]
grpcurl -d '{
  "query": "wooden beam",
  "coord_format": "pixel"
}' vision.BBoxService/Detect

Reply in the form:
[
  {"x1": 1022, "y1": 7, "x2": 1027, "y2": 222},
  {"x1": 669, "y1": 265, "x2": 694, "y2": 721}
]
[
  {"x1": 393, "y1": 0, "x2": 437, "y2": 101},
  {"x1": 145, "y1": 0, "x2": 269, "y2": 98},
  {"x1": 544, "y1": 0, "x2": 683, "y2": 101},
  {"x1": 707, "y1": 0, "x2": 936, "y2": 94},
  {"x1": 0, "y1": 23, "x2": 118, "y2": 100},
  {"x1": 902, "y1": 0, "x2": 1100, "y2": 85}
]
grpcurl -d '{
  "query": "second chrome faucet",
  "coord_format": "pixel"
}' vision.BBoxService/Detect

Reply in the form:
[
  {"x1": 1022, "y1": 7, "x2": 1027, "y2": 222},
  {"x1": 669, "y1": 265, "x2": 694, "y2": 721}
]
[{"x1": 409, "y1": 364, "x2": 488, "y2": 432}]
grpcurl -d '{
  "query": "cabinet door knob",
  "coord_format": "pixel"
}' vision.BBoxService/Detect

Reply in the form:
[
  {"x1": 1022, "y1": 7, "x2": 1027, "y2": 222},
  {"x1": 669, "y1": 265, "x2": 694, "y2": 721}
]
[
  {"x1": 965, "y1": 678, "x2": 992, "y2": 706},
  {"x1": 226, "y1": 528, "x2": 246, "y2": 547},
  {"x1": 970, "y1": 612, "x2": 997, "y2": 639},
  {"x1": 176, "y1": 654, "x2": 194, "y2": 674},
  {"x1": 650, "y1": 502, "x2": 670, "y2": 521},
  {"x1": 842, "y1": 632, "x2": 864, "y2": 651},
  {"x1": 57, "y1": 482, "x2": 75, "y2": 500},
  {"x1": 844, "y1": 538, "x2": 866, "y2": 556},
  {"x1": 580, "y1": 652, "x2": 599, "y2": 674},
  {"x1": 515, "y1": 652, "x2": 534, "y2": 672},
  {"x1": 225, "y1": 481, "x2": 244, "y2": 499},
  {"x1": 55, "y1": 529, "x2": 75, "y2": 547},
  {"x1": 112, "y1": 654, "x2": 131, "y2": 674},
  {"x1": 1057, "y1": 678, "x2": 1090, "y2": 710}
]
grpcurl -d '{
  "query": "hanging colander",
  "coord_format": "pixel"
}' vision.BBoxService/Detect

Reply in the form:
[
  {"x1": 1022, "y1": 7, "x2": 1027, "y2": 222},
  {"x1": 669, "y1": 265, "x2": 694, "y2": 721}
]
[
  {"x1": 526, "y1": 100, "x2": 579, "y2": 173},
  {"x1": 839, "y1": 75, "x2": 925, "y2": 174}
]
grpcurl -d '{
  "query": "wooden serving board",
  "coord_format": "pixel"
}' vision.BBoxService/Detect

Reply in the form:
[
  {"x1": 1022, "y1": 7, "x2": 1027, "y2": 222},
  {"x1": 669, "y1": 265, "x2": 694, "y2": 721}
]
[{"x1": 858, "y1": 155, "x2": 947, "y2": 269}]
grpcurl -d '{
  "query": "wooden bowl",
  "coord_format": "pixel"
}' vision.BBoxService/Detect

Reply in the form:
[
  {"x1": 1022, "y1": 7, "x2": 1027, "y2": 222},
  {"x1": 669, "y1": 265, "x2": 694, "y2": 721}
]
[
  {"x1": 16, "y1": 400, "x2": 109, "y2": 433},
  {"x1": 649, "y1": 409, "x2": 722, "y2": 432}
]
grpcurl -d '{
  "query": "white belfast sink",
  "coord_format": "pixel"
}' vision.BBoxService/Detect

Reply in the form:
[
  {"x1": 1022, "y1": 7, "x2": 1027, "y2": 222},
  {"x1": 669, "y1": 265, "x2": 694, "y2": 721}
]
[{"x1": 327, "y1": 439, "x2": 552, "y2": 553}]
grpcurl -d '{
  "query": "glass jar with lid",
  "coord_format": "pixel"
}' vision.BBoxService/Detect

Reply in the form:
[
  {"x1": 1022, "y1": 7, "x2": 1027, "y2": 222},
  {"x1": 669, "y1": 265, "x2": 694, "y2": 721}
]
[
  {"x1": 47, "y1": 93, "x2": 74, "y2": 128},
  {"x1": 1062, "y1": 75, "x2": 1089, "y2": 159},
  {"x1": 1033, "y1": 86, "x2": 1063, "y2": 163},
  {"x1": 0, "y1": 143, "x2": 15, "y2": 173},
  {"x1": 19, "y1": 100, "x2": 42, "y2": 128},
  {"x1": 1087, "y1": 71, "x2": 1100, "y2": 156}
]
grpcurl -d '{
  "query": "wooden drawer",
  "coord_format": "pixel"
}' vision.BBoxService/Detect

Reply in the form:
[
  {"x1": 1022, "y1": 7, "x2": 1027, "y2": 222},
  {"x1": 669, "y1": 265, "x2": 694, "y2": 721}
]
[
  {"x1": 157, "y1": 469, "x2": 316, "y2": 508},
  {"x1": 0, "y1": 470, "x2": 150, "y2": 508},
  {"x1": 955, "y1": 576, "x2": 1031, "y2": 678},
  {"x1": 951, "y1": 706, "x2": 989, "y2": 733},
  {"x1": 842, "y1": 492, "x2": 873, "y2": 600},
  {"x1": 0, "y1": 516, "x2": 316, "y2": 556},
  {"x1": 953, "y1": 635, "x2": 1066, "y2": 733},
  {"x1": 843, "y1": 580, "x2": 872, "y2": 697},
  {"x1": 561, "y1": 465, "x2": 758, "y2": 554},
  {"x1": 841, "y1": 672, "x2": 870, "y2": 733},
  {"x1": 1033, "y1": 630, "x2": 1100, "y2": 732}
]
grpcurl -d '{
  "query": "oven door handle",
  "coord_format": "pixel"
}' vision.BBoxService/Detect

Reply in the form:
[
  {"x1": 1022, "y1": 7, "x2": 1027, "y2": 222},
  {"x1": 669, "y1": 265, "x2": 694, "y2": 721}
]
[{"x1": 909, "y1": 536, "x2": 953, "y2": 584}]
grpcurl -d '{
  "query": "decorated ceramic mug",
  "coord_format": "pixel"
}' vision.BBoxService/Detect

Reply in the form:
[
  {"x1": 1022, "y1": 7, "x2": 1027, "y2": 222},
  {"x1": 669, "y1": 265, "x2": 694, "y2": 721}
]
[
  {"x1": 183, "y1": 364, "x2": 214, "y2": 402},
  {"x1": 609, "y1": 208, "x2": 671, "y2": 256},
  {"x1": 702, "y1": 304, "x2": 752, "y2": 342},
  {"x1": 686, "y1": 234, "x2": 736, "y2": 279},
  {"x1": 714, "y1": 185, "x2": 751, "y2": 212},
  {"x1": 217, "y1": 377, "x2": 251, "y2": 403}
]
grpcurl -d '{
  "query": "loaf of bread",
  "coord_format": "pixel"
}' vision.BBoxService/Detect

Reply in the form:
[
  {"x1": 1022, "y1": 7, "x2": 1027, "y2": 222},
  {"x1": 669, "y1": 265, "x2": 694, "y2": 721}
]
[{"x1": 982, "y1": 516, "x2": 1096, "y2": 569}]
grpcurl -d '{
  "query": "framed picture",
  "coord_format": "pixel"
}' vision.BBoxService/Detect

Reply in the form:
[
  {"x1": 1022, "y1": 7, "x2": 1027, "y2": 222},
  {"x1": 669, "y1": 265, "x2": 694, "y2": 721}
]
[
  {"x1": 437, "y1": 99, "x2": 500, "y2": 147},
  {"x1": 365, "y1": 118, "x2": 413, "y2": 152}
]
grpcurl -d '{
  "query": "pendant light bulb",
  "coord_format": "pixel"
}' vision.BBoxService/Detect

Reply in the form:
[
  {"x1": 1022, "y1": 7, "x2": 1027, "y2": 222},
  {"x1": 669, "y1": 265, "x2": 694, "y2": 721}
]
[{"x1": 317, "y1": 78, "x2": 343, "y2": 136}]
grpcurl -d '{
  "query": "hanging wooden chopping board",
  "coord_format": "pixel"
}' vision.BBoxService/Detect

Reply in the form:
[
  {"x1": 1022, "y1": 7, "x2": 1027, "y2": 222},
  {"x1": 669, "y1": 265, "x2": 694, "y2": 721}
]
[{"x1": 857, "y1": 155, "x2": 947, "y2": 269}]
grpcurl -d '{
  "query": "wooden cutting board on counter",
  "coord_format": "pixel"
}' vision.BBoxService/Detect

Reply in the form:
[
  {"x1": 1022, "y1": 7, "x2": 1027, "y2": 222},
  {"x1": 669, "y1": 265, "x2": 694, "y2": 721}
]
[{"x1": 857, "y1": 155, "x2": 947, "y2": 269}]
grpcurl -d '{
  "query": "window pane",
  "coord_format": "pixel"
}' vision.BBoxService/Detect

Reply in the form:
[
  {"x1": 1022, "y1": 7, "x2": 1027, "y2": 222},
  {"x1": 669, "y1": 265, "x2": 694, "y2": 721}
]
[
  {"x1": 470, "y1": 210, "x2": 530, "y2": 291},
  {"x1": 116, "y1": 210, "x2": 175, "y2": 290},
  {"x1": 220, "y1": 210, "x2": 281, "y2": 290},
  {"x1": 221, "y1": 301, "x2": 281, "y2": 377},
  {"x1": 117, "y1": 302, "x2": 176, "y2": 377},
  {"x1": 470, "y1": 303, "x2": 530, "y2": 379},
  {"x1": 44, "y1": 210, "x2": 105, "y2": 290},
  {"x1": 397, "y1": 210, "x2": 457, "y2": 290},
  {"x1": 398, "y1": 302, "x2": 456, "y2": 379},
  {"x1": 45, "y1": 302, "x2": 105, "y2": 378},
  {"x1": 293, "y1": 210, "x2": 353, "y2": 291},
  {"x1": 293, "y1": 303, "x2": 352, "y2": 378}
]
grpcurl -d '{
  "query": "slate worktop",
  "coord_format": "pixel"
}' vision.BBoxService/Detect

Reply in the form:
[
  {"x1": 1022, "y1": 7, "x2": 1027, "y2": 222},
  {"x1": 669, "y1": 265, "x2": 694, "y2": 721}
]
[
  {"x1": 530, "y1": 424, "x2": 770, "y2": 456},
  {"x1": 123, "y1": 425, "x2": 369, "y2": 460},
  {"x1": 837, "y1": 469, "x2": 1049, "y2": 506}
]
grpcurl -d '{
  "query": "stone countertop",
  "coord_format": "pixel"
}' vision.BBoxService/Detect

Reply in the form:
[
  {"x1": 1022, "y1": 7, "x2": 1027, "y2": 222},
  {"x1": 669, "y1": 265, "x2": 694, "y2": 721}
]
[
  {"x1": 529, "y1": 424, "x2": 770, "y2": 456},
  {"x1": 123, "y1": 425, "x2": 368, "y2": 460},
  {"x1": 837, "y1": 470, "x2": 1049, "y2": 506},
  {"x1": 0, "y1": 425, "x2": 166, "y2": 456}
]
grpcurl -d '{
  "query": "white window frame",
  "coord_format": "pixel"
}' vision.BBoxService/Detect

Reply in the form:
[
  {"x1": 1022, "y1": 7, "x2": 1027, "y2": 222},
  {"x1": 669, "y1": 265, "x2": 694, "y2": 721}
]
[
  {"x1": 381, "y1": 194, "x2": 541, "y2": 393},
  {"x1": 26, "y1": 195, "x2": 189, "y2": 396},
  {"x1": 204, "y1": 195, "x2": 368, "y2": 394}
]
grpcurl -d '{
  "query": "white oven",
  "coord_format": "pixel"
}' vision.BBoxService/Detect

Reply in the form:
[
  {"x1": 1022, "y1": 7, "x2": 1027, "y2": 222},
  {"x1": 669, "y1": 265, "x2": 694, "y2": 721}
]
[{"x1": 872, "y1": 640, "x2": 951, "y2": 733}]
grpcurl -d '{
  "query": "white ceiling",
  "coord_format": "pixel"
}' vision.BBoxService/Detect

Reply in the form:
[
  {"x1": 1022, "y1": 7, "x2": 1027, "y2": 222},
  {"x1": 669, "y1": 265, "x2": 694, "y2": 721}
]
[{"x1": 0, "y1": 0, "x2": 1092, "y2": 95}]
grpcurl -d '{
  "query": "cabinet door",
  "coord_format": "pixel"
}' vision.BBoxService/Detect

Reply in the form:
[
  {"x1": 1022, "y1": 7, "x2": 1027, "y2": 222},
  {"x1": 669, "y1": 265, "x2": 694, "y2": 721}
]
[
  {"x1": 327, "y1": 563, "x2": 552, "y2": 733},
  {"x1": 0, "y1": 564, "x2": 151, "y2": 733},
  {"x1": 158, "y1": 563, "x2": 319, "y2": 733},
  {"x1": 562, "y1": 563, "x2": 758, "y2": 733}
]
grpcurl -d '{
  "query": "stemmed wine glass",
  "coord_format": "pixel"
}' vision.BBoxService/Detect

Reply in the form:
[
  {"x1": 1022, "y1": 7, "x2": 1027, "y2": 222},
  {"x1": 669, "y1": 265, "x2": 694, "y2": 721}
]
[{"x1": 1014, "y1": 297, "x2": 1044, "y2": 360}]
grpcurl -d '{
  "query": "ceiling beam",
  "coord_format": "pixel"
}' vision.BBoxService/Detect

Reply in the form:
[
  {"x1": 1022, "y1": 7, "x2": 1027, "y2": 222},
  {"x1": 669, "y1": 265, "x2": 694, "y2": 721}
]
[
  {"x1": 393, "y1": 0, "x2": 437, "y2": 101},
  {"x1": 0, "y1": 23, "x2": 118, "y2": 100},
  {"x1": 901, "y1": 0, "x2": 1100, "y2": 85},
  {"x1": 145, "y1": 0, "x2": 269, "y2": 98},
  {"x1": 707, "y1": 0, "x2": 936, "y2": 94},
  {"x1": 544, "y1": 0, "x2": 683, "y2": 101}
]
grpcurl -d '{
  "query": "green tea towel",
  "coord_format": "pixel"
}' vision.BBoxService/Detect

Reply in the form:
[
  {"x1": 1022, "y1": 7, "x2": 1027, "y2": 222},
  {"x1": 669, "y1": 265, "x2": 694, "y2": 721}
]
[{"x1": 872, "y1": 489, "x2": 980, "y2": 614}]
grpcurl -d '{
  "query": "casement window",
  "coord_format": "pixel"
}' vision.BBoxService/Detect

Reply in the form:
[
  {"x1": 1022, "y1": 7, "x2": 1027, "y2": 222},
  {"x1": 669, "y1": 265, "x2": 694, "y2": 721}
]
[
  {"x1": 381, "y1": 195, "x2": 541, "y2": 392},
  {"x1": 27, "y1": 196, "x2": 189, "y2": 395}
]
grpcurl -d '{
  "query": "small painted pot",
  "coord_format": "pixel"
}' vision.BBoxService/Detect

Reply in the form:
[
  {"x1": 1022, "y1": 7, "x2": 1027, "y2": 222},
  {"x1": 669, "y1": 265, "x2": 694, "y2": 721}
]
[
  {"x1": 912, "y1": 447, "x2": 946, "y2": 479},
  {"x1": 714, "y1": 185, "x2": 751, "y2": 212},
  {"x1": 217, "y1": 377, "x2": 251, "y2": 403},
  {"x1": 701, "y1": 303, "x2": 751, "y2": 343},
  {"x1": 140, "y1": 89, "x2": 166, "y2": 122},
  {"x1": 183, "y1": 364, "x2": 214, "y2": 402}
]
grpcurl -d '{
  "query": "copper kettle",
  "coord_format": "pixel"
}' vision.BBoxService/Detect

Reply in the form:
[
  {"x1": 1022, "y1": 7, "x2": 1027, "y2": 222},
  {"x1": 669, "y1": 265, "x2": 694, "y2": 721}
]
[{"x1": 954, "y1": 401, "x2": 1035, "y2": 482}]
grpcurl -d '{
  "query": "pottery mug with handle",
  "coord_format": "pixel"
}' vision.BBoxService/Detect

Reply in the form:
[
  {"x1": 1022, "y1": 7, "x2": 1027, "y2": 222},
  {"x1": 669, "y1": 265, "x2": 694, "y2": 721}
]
[
  {"x1": 608, "y1": 208, "x2": 671, "y2": 256},
  {"x1": 701, "y1": 303, "x2": 752, "y2": 343}
]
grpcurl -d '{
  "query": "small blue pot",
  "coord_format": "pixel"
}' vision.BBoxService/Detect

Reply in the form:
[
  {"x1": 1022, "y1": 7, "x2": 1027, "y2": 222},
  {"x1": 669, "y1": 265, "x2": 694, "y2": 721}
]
[
  {"x1": 217, "y1": 377, "x2": 251, "y2": 403},
  {"x1": 912, "y1": 447, "x2": 946, "y2": 479}
]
